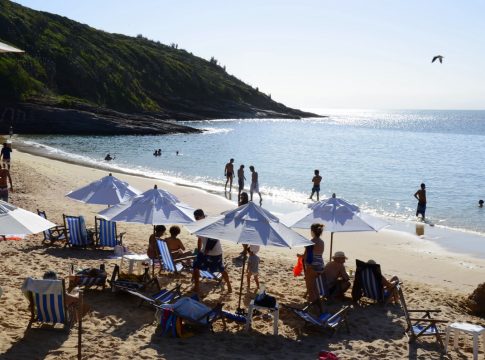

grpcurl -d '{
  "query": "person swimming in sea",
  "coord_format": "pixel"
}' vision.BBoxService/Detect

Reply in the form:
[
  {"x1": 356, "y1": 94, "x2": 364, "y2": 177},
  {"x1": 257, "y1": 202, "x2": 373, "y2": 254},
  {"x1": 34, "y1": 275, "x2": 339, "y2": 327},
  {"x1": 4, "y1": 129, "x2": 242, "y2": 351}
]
[{"x1": 104, "y1": 153, "x2": 114, "y2": 161}]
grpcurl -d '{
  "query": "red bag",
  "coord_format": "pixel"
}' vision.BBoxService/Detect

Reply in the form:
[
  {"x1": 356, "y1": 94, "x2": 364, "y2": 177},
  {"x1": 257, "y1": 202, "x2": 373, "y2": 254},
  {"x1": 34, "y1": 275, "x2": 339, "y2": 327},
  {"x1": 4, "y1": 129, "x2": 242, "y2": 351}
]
[
  {"x1": 318, "y1": 351, "x2": 339, "y2": 360},
  {"x1": 293, "y1": 256, "x2": 303, "y2": 277}
]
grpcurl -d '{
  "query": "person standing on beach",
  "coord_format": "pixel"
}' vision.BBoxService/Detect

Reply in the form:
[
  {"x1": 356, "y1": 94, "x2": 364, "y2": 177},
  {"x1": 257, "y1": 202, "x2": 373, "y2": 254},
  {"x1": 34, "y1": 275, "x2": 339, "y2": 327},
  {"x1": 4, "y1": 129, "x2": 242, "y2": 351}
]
[
  {"x1": 224, "y1": 158, "x2": 234, "y2": 192},
  {"x1": 9, "y1": 125, "x2": 13, "y2": 138},
  {"x1": 237, "y1": 165, "x2": 246, "y2": 200},
  {"x1": 302, "y1": 223, "x2": 325, "y2": 304},
  {"x1": 249, "y1": 165, "x2": 262, "y2": 204},
  {"x1": 1, "y1": 143, "x2": 12, "y2": 170},
  {"x1": 414, "y1": 183, "x2": 427, "y2": 220},
  {"x1": 309, "y1": 169, "x2": 323, "y2": 201},
  {"x1": 0, "y1": 164, "x2": 13, "y2": 202}
]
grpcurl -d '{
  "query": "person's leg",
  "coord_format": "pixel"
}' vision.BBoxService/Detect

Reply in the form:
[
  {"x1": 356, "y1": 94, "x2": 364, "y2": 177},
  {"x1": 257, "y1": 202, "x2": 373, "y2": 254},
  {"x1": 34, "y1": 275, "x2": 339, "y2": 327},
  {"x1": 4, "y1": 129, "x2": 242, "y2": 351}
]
[
  {"x1": 229, "y1": 176, "x2": 233, "y2": 191},
  {"x1": 304, "y1": 267, "x2": 317, "y2": 303},
  {"x1": 225, "y1": 177, "x2": 229, "y2": 191},
  {"x1": 193, "y1": 268, "x2": 200, "y2": 293},
  {"x1": 254, "y1": 274, "x2": 259, "y2": 290},
  {"x1": 309, "y1": 189, "x2": 315, "y2": 200},
  {"x1": 258, "y1": 192, "x2": 262, "y2": 203},
  {"x1": 222, "y1": 270, "x2": 232, "y2": 292},
  {"x1": 316, "y1": 190, "x2": 320, "y2": 201},
  {"x1": 246, "y1": 271, "x2": 251, "y2": 290}
]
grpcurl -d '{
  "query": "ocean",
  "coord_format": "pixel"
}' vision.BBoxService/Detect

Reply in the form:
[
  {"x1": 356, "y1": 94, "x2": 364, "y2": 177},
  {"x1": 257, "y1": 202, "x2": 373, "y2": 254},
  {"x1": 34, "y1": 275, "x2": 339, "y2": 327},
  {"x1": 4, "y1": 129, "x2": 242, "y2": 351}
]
[{"x1": 16, "y1": 109, "x2": 485, "y2": 256}]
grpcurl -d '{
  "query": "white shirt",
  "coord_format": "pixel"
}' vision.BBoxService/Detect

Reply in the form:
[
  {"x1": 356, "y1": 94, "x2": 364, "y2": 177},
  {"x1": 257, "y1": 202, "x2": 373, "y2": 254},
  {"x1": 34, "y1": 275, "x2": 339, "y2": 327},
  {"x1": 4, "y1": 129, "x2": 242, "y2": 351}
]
[{"x1": 201, "y1": 237, "x2": 223, "y2": 256}]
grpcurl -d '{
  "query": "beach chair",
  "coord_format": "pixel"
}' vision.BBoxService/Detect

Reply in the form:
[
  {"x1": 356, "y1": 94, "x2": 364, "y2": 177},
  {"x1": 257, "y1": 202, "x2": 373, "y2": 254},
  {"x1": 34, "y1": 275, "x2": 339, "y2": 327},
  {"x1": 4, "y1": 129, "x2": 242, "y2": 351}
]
[
  {"x1": 22, "y1": 277, "x2": 71, "y2": 331},
  {"x1": 351, "y1": 259, "x2": 386, "y2": 304},
  {"x1": 37, "y1": 210, "x2": 67, "y2": 244},
  {"x1": 283, "y1": 304, "x2": 350, "y2": 336},
  {"x1": 63, "y1": 214, "x2": 92, "y2": 247},
  {"x1": 154, "y1": 297, "x2": 226, "y2": 334},
  {"x1": 125, "y1": 284, "x2": 182, "y2": 307},
  {"x1": 94, "y1": 216, "x2": 125, "y2": 248},
  {"x1": 398, "y1": 284, "x2": 447, "y2": 348},
  {"x1": 156, "y1": 239, "x2": 195, "y2": 274},
  {"x1": 109, "y1": 264, "x2": 148, "y2": 292}
]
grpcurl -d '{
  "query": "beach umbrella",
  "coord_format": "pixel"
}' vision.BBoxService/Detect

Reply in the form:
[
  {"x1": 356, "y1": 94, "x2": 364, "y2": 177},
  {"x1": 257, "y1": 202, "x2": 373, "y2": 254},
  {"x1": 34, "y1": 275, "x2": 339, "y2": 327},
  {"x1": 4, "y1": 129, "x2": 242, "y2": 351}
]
[
  {"x1": 282, "y1": 193, "x2": 388, "y2": 261},
  {"x1": 97, "y1": 185, "x2": 195, "y2": 225},
  {"x1": 66, "y1": 173, "x2": 141, "y2": 206},
  {"x1": 0, "y1": 41, "x2": 24, "y2": 53},
  {"x1": 0, "y1": 200, "x2": 56, "y2": 236},
  {"x1": 185, "y1": 201, "x2": 313, "y2": 312}
]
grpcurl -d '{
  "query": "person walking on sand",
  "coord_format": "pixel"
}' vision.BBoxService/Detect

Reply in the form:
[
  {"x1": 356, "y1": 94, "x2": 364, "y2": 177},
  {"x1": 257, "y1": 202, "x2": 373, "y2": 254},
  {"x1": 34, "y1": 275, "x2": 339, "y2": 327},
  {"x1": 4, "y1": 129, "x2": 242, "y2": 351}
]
[
  {"x1": 0, "y1": 164, "x2": 13, "y2": 202},
  {"x1": 237, "y1": 164, "x2": 246, "y2": 199},
  {"x1": 309, "y1": 169, "x2": 323, "y2": 201},
  {"x1": 249, "y1": 165, "x2": 262, "y2": 204},
  {"x1": 1, "y1": 143, "x2": 12, "y2": 170},
  {"x1": 224, "y1": 158, "x2": 235, "y2": 192},
  {"x1": 414, "y1": 183, "x2": 427, "y2": 220}
]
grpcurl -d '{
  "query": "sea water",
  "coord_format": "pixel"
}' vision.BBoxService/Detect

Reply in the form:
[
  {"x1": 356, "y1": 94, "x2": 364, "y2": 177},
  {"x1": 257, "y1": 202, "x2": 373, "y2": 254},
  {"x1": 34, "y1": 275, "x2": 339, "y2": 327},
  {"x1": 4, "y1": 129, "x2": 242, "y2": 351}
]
[{"x1": 16, "y1": 109, "x2": 485, "y2": 256}]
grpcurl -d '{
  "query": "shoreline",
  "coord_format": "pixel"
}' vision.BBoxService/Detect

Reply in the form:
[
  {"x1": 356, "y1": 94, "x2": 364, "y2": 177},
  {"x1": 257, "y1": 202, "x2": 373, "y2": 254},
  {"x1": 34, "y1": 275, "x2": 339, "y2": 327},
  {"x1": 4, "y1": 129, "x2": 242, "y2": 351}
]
[{"x1": 11, "y1": 148, "x2": 485, "y2": 293}]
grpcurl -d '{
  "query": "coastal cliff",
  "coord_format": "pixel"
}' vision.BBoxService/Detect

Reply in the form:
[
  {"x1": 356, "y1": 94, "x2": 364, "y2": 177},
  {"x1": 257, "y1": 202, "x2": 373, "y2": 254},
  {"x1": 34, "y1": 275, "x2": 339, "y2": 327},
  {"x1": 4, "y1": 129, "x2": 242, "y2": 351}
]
[{"x1": 0, "y1": 1, "x2": 317, "y2": 135}]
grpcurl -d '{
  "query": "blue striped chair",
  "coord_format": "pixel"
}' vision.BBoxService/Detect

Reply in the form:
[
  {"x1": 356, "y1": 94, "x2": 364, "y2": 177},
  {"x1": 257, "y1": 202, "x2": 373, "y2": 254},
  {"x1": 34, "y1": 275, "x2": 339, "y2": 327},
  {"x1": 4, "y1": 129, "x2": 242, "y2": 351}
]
[
  {"x1": 283, "y1": 304, "x2": 350, "y2": 336},
  {"x1": 23, "y1": 278, "x2": 70, "y2": 330},
  {"x1": 351, "y1": 259, "x2": 385, "y2": 304},
  {"x1": 156, "y1": 239, "x2": 194, "y2": 274},
  {"x1": 315, "y1": 273, "x2": 329, "y2": 300},
  {"x1": 37, "y1": 210, "x2": 67, "y2": 244},
  {"x1": 63, "y1": 214, "x2": 91, "y2": 247},
  {"x1": 94, "y1": 217, "x2": 124, "y2": 248}
]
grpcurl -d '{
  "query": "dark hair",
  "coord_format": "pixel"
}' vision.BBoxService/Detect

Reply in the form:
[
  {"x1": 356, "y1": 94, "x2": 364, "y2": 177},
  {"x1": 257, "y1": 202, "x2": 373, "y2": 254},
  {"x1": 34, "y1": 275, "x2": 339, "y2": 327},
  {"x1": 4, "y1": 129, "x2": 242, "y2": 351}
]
[
  {"x1": 249, "y1": 165, "x2": 254, "y2": 171},
  {"x1": 154, "y1": 225, "x2": 166, "y2": 234},
  {"x1": 314, "y1": 169, "x2": 319, "y2": 175},
  {"x1": 194, "y1": 209, "x2": 205, "y2": 219},
  {"x1": 169, "y1": 225, "x2": 181, "y2": 237},
  {"x1": 421, "y1": 183, "x2": 426, "y2": 189},
  {"x1": 230, "y1": 158, "x2": 234, "y2": 162},
  {"x1": 240, "y1": 165, "x2": 244, "y2": 169},
  {"x1": 311, "y1": 223, "x2": 324, "y2": 237},
  {"x1": 43, "y1": 270, "x2": 58, "y2": 280},
  {"x1": 239, "y1": 192, "x2": 249, "y2": 206}
]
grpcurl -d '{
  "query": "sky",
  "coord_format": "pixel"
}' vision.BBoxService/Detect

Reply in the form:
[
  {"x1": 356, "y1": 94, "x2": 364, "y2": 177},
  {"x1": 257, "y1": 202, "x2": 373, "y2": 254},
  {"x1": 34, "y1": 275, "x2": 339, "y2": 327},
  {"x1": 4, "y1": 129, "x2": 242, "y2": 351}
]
[{"x1": 12, "y1": 0, "x2": 485, "y2": 110}]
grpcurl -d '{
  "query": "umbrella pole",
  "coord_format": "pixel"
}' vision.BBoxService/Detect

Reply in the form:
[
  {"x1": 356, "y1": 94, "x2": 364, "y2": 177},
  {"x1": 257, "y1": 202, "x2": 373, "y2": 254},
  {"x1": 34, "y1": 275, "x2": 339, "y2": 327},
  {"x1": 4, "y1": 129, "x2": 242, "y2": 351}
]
[
  {"x1": 237, "y1": 251, "x2": 247, "y2": 314},
  {"x1": 329, "y1": 232, "x2": 334, "y2": 262}
]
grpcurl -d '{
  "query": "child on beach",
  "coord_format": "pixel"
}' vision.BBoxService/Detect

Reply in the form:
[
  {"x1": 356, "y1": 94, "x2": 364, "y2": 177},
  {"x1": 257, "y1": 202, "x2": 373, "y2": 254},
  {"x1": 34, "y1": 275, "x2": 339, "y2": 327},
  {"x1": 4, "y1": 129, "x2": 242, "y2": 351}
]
[
  {"x1": 247, "y1": 245, "x2": 260, "y2": 291},
  {"x1": 309, "y1": 169, "x2": 322, "y2": 201}
]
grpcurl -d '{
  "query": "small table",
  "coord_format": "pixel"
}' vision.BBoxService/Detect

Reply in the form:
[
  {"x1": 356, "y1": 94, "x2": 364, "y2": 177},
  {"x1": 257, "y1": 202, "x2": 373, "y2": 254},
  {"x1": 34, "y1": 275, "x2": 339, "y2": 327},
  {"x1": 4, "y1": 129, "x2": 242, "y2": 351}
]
[
  {"x1": 121, "y1": 254, "x2": 150, "y2": 275},
  {"x1": 445, "y1": 322, "x2": 485, "y2": 360},
  {"x1": 245, "y1": 299, "x2": 279, "y2": 335}
]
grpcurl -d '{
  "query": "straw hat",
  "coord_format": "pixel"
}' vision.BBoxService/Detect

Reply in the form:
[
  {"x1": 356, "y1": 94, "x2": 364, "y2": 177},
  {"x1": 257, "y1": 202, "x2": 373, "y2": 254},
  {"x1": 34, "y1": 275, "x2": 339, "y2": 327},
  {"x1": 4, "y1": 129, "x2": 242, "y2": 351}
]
[{"x1": 333, "y1": 251, "x2": 347, "y2": 259}]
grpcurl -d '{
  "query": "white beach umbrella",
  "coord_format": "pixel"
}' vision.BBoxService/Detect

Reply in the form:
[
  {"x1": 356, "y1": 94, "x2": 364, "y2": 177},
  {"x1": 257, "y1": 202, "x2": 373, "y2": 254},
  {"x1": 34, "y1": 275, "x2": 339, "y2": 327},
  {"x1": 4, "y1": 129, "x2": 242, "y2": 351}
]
[
  {"x1": 66, "y1": 173, "x2": 141, "y2": 206},
  {"x1": 186, "y1": 201, "x2": 313, "y2": 312},
  {"x1": 0, "y1": 41, "x2": 24, "y2": 53},
  {"x1": 282, "y1": 194, "x2": 389, "y2": 260},
  {"x1": 0, "y1": 200, "x2": 56, "y2": 235},
  {"x1": 97, "y1": 185, "x2": 195, "y2": 225}
]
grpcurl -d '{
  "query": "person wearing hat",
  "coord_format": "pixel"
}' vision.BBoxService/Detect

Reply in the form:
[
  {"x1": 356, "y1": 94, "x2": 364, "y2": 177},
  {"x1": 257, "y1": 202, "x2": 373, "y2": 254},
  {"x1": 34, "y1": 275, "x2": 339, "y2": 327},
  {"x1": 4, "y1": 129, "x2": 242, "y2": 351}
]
[{"x1": 323, "y1": 251, "x2": 351, "y2": 300}]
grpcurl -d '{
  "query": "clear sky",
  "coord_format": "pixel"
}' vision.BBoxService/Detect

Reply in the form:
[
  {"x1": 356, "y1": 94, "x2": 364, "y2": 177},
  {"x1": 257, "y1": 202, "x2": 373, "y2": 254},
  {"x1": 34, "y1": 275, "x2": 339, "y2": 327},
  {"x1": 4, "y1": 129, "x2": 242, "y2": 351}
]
[{"x1": 12, "y1": 0, "x2": 485, "y2": 110}]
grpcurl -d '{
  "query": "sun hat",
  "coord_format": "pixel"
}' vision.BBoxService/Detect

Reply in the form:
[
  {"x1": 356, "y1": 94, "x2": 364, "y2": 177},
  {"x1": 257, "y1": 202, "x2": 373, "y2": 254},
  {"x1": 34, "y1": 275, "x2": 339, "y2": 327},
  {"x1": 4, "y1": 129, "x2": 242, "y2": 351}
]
[{"x1": 333, "y1": 251, "x2": 347, "y2": 259}]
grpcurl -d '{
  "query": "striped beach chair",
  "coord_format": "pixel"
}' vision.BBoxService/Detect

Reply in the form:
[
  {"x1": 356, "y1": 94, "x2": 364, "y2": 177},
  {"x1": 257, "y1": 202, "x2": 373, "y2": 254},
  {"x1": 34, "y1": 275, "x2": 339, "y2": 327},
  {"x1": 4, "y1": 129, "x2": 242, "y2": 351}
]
[
  {"x1": 156, "y1": 239, "x2": 194, "y2": 274},
  {"x1": 22, "y1": 278, "x2": 70, "y2": 330},
  {"x1": 94, "y1": 217, "x2": 124, "y2": 248},
  {"x1": 283, "y1": 304, "x2": 350, "y2": 336},
  {"x1": 63, "y1": 214, "x2": 91, "y2": 247},
  {"x1": 125, "y1": 284, "x2": 182, "y2": 307},
  {"x1": 351, "y1": 259, "x2": 384, "y2": 304},
  {"x1": 316, "y1": 273, "x2": 328, "y2": 300},
  {"x1": 37, "y1": 210, "x2": 67, "y2": 244}
]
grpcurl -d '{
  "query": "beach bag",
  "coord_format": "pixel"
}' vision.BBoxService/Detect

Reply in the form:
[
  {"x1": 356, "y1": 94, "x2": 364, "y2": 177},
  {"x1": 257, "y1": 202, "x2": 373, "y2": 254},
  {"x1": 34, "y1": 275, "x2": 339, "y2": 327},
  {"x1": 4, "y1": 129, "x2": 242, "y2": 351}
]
[
  {"x1": 318, "y1": 351, "x2": 339, "y2": 360},
  {"x1": 293, "y1": 256, "x2": 303, "y2": 277},
  {"x1": 159, "y1": 308, "x2": 183, "y2": 337},
  {"x1": 254, "y1": 291, "x2": 276, "y2": 308}
]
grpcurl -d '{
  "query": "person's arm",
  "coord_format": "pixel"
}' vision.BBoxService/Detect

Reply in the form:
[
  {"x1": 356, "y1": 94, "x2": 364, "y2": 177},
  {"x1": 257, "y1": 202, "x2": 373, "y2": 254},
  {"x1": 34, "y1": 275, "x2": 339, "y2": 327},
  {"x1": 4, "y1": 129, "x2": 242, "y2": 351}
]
[
  {"x1": 224, "y1": 164, "x2": 228, "y2": 176},
  {"x1": 340, "y1": 264, "x2": 350, "y2": 281},
  {"x1": 7, "y1": 171, "x2": 12, "y2": 191},
  {"x1": 197, "y1": 237, "x2": 202, "y2": 252},
  {"x1": 178, "y1": 239, "x2": 185, "y2": 251},
  {"x1": 414, "y1": 190, "x2": 420, "y2": 201}
]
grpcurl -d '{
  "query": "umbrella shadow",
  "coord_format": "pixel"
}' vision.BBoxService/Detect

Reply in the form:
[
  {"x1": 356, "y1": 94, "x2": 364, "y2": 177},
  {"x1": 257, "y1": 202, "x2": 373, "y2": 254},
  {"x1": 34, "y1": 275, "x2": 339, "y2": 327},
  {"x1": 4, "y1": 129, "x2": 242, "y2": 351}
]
[{"x1": 43, "y1": 247, "x2": 117, "y2": 261}]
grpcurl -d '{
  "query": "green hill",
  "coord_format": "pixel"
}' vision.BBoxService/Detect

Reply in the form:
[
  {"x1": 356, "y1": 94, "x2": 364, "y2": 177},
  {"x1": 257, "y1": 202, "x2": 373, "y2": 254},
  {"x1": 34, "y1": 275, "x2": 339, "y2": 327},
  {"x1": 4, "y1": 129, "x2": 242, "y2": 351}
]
[{"x1": 0, "y1": 0, "x2": 315, "y2": 129}]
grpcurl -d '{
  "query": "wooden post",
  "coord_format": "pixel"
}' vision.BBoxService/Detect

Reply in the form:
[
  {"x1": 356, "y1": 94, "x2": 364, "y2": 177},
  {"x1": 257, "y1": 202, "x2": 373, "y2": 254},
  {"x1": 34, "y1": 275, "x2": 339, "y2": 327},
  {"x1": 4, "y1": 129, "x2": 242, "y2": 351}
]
[{"x1": 78, "y1": 290, "x2": 83, "y2": 360}]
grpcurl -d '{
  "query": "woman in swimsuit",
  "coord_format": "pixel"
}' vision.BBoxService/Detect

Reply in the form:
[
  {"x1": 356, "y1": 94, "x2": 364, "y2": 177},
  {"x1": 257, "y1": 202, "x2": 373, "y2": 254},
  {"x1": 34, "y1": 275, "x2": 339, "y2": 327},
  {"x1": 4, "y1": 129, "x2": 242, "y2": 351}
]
[{"x1": 303, "y1": 223, "x2": 325, "y2": 303}]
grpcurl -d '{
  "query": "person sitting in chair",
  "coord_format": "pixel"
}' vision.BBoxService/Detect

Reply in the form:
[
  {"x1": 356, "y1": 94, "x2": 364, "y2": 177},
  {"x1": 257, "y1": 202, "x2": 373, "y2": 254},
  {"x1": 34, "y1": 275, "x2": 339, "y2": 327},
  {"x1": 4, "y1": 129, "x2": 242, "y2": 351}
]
[
  {"x1": 164, "y1": 225, "x2": 192, "y2": 259},
  {"x1": 367, "y1": 259, "x2": 400, "y2": 304},
  {"x1": 323, "y1": 251, "x2": 351, "y2": 300}
]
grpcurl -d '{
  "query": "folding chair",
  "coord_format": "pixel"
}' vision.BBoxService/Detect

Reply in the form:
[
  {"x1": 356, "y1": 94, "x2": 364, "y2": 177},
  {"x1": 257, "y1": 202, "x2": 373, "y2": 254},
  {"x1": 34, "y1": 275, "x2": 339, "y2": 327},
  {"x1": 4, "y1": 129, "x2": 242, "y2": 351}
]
[
  {"x1": 94, "y1": 216, "x2": 124, "y2": 248},
  {"x1": 37, "y1": 210, "x2": 67, "y2": 244},
  {"x1": 63, "y1": 214, "x2": 92, "y2": 247},
  {"x1": 125, "y1": 284, "x2": 182, "y2": 307},
  {"x1": 398, "y1": 284, "x2": 447, "y2": 348},
  {"x1": 109, "y1": 264, "x2": 147, "y2": 292},
  {"x1": 283, "y1": 304, "x2": 350, "y2": 336},
  {"x1": 351, "y1": 259, "x2": 386, "y2": 304},
  {"x1": 156, "y1": 239, "x2": 194, "y2": 274},
  {"x1": 22, "y1": 278, "x2": 72, "y2": 331}
]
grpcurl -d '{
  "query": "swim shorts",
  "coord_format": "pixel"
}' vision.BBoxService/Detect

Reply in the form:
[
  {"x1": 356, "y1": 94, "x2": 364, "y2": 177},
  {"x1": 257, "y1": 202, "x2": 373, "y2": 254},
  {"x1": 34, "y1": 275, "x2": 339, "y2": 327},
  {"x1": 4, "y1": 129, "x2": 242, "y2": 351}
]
[
  {"x1": 0, "y1": 187, "x2": 8, "y2": 202},
  {"x1": 312, "y1": 185, "x2": 320, "y2": 192},
  {"x1": 416, "y1": 202, "x2": 426, "y2": 217},
  {"x1": 226, "y1": 171, "x2": 233, "y2": 178},
  {"x1": 250, "y1": 182, "x2": 259, "y2": 193},
  {"x1": 193, "y1": 253, "x2": 225, "y2": 273}
]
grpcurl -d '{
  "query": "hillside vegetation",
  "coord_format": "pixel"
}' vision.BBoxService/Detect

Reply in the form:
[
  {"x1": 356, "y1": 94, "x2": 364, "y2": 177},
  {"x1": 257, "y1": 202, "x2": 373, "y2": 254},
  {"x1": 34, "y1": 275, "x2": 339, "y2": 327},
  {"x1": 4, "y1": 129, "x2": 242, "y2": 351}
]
[{"x1": 0, "y1": 0, "x2": 313, "y2": 122}]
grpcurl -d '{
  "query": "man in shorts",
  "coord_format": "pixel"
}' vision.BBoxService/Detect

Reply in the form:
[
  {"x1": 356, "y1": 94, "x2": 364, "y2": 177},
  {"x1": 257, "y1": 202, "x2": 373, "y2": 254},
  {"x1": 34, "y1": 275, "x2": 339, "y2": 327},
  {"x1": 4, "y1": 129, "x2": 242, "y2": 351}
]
[
  {"x1": 192, "y1": 209, "x2": 232, "y2": 293},
  {"x1": 0, "y1": 164, "x2": 13, "y2": 202},
  {"x1": 1, "y1": 143, "x2": 12, "y2": 170},
  {"x1": 237, "y1": 164, "x2": 246, "y2": 200},
  {"x1": 249, "y1": 165, "x2": 262, "y2": 204},
  {"x1": 224, "y1": 158, "x2": 235, "y2": 192},
  {"x1": 414, "y1": 183, "x2": 427, "y2": 220},
  {"x1": 309, "y1": 169, "x2": 323, "y2": 201},
  {"x1": 323, "y1": 251, "x2": 351, "y2": 300}
]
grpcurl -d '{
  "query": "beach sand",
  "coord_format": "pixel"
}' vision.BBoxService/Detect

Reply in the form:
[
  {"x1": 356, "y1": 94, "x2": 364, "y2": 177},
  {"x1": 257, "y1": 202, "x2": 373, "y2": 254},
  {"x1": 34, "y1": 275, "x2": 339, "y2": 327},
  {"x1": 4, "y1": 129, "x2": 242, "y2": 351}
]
[{"x1": 0, "y1": 150, "x2": 484, "y2": 359}]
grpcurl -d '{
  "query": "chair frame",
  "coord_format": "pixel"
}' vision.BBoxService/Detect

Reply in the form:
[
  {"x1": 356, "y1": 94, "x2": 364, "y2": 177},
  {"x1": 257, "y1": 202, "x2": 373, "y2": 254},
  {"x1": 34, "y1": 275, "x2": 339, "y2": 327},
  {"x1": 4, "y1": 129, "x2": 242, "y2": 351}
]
[
  {"x1": 62, "y1": 214, "x2": 92, "y2": 248},
  {"x1": 398, "y1": 284, "x2": 447, "y2": 348},
  {"x1": 125, "y1": 284, "x2": 182, "y2": 307},
  {"x1": 109, "y1": 264, "x2": 150, "y2": 292},
  {"x1": 94, "y1": 216, "x2": 125, "y2": 248},
  {"x1": 283, "y1": 304, "x2": 351, "y2": 336},
  {"x1": 26, "y1": 279, "x2": 72, "y2": 331},
  {"x1": 37, "y1": 209, "x2": 67, "y2": 245}
]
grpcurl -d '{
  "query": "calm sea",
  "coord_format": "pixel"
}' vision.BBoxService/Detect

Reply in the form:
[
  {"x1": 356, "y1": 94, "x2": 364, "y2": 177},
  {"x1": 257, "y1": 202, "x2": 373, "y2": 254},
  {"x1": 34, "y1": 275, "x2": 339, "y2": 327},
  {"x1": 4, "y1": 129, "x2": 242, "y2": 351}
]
[{"x1": 17, "y1": 109, "x2": 485, "y2": 239}]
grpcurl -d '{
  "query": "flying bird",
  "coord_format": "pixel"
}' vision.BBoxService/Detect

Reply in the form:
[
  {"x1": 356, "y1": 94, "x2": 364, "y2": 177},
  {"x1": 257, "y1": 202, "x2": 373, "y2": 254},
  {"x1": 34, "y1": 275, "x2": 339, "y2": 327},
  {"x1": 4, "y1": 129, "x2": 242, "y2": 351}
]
[{"x1": 432, "y1": 55, "x2": 444, "y2": 64}]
